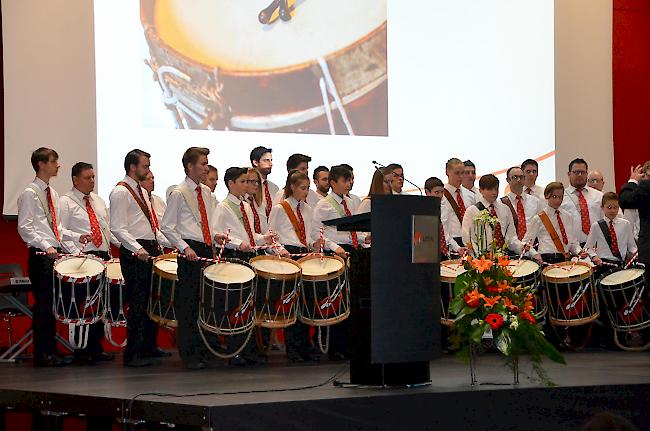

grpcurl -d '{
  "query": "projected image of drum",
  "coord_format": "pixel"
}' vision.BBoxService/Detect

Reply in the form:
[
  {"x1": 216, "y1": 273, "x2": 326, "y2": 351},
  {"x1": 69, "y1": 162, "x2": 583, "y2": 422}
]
[
  {"x1": 250, "y1": 256, "x2": 302, "y2": 329},
  {"x1": 140, "y1": 0, "x2": 387, "y2": 136},
  {"x1": 148, "y1": 253, "x2": 178, "y2": 329},
  {"x1": 297, "y1": 255, "x2": 349, "y2": 326}
]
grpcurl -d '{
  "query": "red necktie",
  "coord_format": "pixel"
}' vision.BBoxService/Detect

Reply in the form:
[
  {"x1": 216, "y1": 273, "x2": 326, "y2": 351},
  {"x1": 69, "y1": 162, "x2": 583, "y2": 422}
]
[
  {"x1": 150, "y1": 201, "x2": 160, "y2": 232},
  {"x1": 295, "y1": 201, "x2": 308, "y2": 247},
  {"x1": 341, "y1": 198, "x2": 359, "y2": 248},
  {"x1": 248, "y1": 196, "x2": 262, "y2": 234},
  {"x1": 84, "y1": 195, "x2": 103, "y2": 247},
  {"x1": 576, "y1": 189, "x2": 591, "y2": 235},
  {"x1": 45, "y1": 186, "x2": 60, "y2": 241},
  {"x1": 555, "y1": 210, "x2": 568, "y2": 244},
  {"x1": 515, "y1": 195, "x2": 527, "y2": 240},
  {"x1": 439, "y1": 223, "x2": 448, "y2": 256},
  {"x1": 609, "y1": 220, "x2": 620, "y2": 258},
  {"x1": 263, "y1": 180, "x2": 272, "y2": 218},
  {"x1": 489, "y1": 204, "x2": 505, "y2": 248},
  {"x1": 456, "y1": 188, "x2": 466, "y2": 220},
  {"x1": 196, "y1": 186, "x2": 212, "y2": 245},
  {"x1": 239, "y1": 201, "x2": 257, "y2": 246}
]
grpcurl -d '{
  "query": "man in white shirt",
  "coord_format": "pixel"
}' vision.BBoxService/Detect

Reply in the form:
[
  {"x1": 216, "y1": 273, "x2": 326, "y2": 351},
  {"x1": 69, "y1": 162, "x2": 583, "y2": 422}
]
[
  {"x1": 161, "y1": 148, "x2": 229, "y2": 369},
  {"x1": 18, "y1": 148, "x2": 72, "y2": 367},
  {"x1": 560, "y1": 158, "x2": 604, "y2": 245},
  {"x1": 272, "y1": 153, "x2": 321, "y2": 207},
  {"x1": 461, "y1": 160, "x2": 479, "y2": 195},
  {"x1": 502, "y1": 167, "x2": 544, "y2": 244},
  {"x1": 110, "y1": 149, "x2": 169, "y2": 367},
  {"x1": 424, "y1": 177, "x2": 465, "y2": 258},
  {"x1": 461, "y1": 174, "x2": 523, "y2": 256},
  {"x1": 313, "y1": 166, "x2": 330, "y2": 199},
  {"x1": 338, "y1": 163, "x2": 362, "y2": 210},
  {"x1": 202, "y1": 164, "x2": 220, "y2": 208},
  {"x1": 521, "y1": 159, "x2": 545, "y2": 200},
  {"x1": 587, "y1": 170, "x2": 605, "y2": 192},
  {"x1": 59, "y1": 162, "x2": 118, "y2": 363},
  {"x1": 250, "y1": 146, "x2": 278, "y2": 218},
  {"x1": 140, "y1": 171, "x2": 167, "y2": 230},
  {"x1": 442, "y1": 158, "x2": 476, "y2": 248}
]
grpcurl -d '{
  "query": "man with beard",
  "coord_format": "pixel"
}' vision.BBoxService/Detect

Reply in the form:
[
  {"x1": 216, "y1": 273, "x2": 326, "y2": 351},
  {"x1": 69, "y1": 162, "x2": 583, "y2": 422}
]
[
  {"x1": 250, "y1": 146, "x2": 278, "y2": 218},
  {"x1": 560, "y1": 158, "x2": 604, "y2": 246},
  {"x1": 521, "y1": 159, "x2": 545, "y2": 200},
  {"x1": 313, "y1": 166, "x2": 330, "y2": 199},
  {"x1": 502, "y1": 166, "x2": 544, "y2": 246}
]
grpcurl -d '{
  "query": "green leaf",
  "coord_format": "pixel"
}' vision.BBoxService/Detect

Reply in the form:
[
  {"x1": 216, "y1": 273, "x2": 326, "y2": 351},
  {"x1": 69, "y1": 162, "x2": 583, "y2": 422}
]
[
  {"x1": 449, "y1": 297, "x2": 465, "y2": 315},
  {"x1": 470, "y1": 323, "x2": 487, "y2": 343}
]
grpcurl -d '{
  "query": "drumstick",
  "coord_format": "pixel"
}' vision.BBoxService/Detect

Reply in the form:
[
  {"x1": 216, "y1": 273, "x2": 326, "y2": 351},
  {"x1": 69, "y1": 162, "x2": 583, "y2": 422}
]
[
  {"x1": 279, "y1": 0, "x2": 292, "y2": 21},
  {"x1": 258, "y1": 0, "x2": 280, "y2": 24},
  {"x1": 216, "y1": 229, "x2": 230, "y2": 263},
  {"x1": 624, "y1": 252, "x2": 639, "y2": 269},
  {"x1": 75, "y1": 239, "x2": 90, "y2": 269},
  {"x1": 513, "y1": 239, "x2": 532, "y2": 270},
  {"x1": 319, "y1": 227, "x2": 325, "y2": 262}
]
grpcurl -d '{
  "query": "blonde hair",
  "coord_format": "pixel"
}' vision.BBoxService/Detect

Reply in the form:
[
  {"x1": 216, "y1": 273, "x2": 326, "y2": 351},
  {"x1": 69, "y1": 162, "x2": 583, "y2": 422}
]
[{"x1": 246, "y1": 168, "x2": 263, "y2": 206}]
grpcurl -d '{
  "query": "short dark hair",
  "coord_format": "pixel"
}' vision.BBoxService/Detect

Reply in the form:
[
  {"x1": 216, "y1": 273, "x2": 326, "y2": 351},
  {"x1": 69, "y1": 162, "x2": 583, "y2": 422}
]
[
  {"x1": 521, "y1": 159, "x2": 538, "y2": 170},
  {"x1": 463, "y1": 160, "x2": 476, "y2": 168},
  {"x1": 328, "y1": 165, "x2": 352, "y2": 185},
  {"x1": 286, "y1": 153, "x2": 311, "y2": 172},
  {"x1": 478, "y1": 174, "x2": 499, "y2": 190},
  {"x1": 250, "y1": 146, "x2": 272, "y2": 165},
  {"x1": 31, "y1": 147, "x2": 59, "y2": 173},
  {"x1": 506, "y1": 166, "x2": 522, "y2": 180},
  {"x1": 602, "y1": 192, "x2": 619, "y2": 206},
  {"x1": 224, "y1": 167, "x2": 248, "y2": 190},
  {"x1": 424, "y1": 177, "x2": 444, "y2": 191},
  {"x1": 339, "y1": 163, "x2": 353, "y2": 172},
  {"x1": 71, "y1": 162, "x2": 93, "y2": 179},
  {"x1": 182, "y1": 147, "x2": 210, "y2": 174},
  {"x1": 386, "y1": 163, "x2": 402, "y2": 172},
  {"x1": 313, "y1": 165, "x2": 329, "y2": 180},
  {"x1": 544, "y1": 181, "x2": 564, "y2": 198},
  {"x1": 124, "y1": 149, "x2": 151, "y2": 174},
  {"x1": 207, "y1": 164, "x2": 218, "y2": 174},
  {"x1": 568, "y1": 158, "x2": 588, "y2": 173}
]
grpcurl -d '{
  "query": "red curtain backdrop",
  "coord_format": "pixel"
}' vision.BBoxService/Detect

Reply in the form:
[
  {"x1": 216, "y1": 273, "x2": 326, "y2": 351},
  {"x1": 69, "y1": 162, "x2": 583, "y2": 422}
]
[{"x1": 613, "y1": 0, "x2": 650, "y2": 189}]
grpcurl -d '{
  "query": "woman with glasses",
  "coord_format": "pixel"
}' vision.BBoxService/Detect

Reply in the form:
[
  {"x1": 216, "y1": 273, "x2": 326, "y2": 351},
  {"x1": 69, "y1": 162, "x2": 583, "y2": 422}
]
[
  {"x1": 357, "y1": 167, "x2": 392, "y2": 214},
  {"x1": 245, "y1": 168, "x2": 268, "y2": 235}
]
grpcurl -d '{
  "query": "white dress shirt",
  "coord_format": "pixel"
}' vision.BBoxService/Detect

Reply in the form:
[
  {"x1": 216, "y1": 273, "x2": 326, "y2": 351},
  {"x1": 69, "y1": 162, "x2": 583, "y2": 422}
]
[
  {"x1": 440, "y1": 202, "x2": 462, "y2": 253},
  {"x1": 109, "y1": 175, "x2": 167, "y2": 253},
  {"x1": 357, "y1": 198, "x2": 371, "y2": 214},
  {"x1": 503, "y1": 191, "x2": 545, "y2": 229},
  {"x1": 161, "y1": 177, "x2": 217, "y2": 252},
  {"x1": 442, "y1": 183, "x2": 476, "y2": 239},
  {"x1": 560, "y1": 185, "x2": 604, "y2": 243},
  {"x1": 214, "y1": 193, "x2": 267, "y2": 250},
  {"x1": 268, "y1": 197, "x2": 316, "y2": 249},
  {"x1": 245, "y1": 193, "x2": 269, "y2": 234},
  {"x1": 462, "y1": 185, "x2": 479, "y2": 195},
  {"x1": 311, "y1": 192, "x2": 367, "y2": 251},
  {"x1": 17, "y1": 178, "x2": 67, "y2": 251},
  {"x1": 150, "y1": 193, "x2": 166, "y2": 222},
  {"x1": 622, "y1": 209, "x2": 640, "y2": 240},
  {"x1": 585, "y1": 216, "x2": 637, "y2": 261},
  {"x1": 461, "y1": 197, "x2": 522, "y2": 255},
  {"x1": 523, "y1": 205, "x2": 581, "y2": 256},
  {"x1": 261, "y1": 178, "x2": 279, "y2": 212},
  {"x1": 59, "y1": 188, "x2": 118, "y2": 253},
  {"x1": 273, "y1": 187, "x2": 321, "y2": 208},
  {"x1": 524, "y1": 184, "x2": 545, "y2": 201}
]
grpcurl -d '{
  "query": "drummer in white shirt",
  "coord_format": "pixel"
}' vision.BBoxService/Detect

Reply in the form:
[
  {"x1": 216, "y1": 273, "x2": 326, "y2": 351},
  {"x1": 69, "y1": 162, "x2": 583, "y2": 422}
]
[
  {"x1": 560, "y1": 158, "x2": 604, "y2": 245},
  {"x1": 202, "y1": 164, "x2": 220, "y2": 208},
  {"x1": 442, "y1": 158, "x2": 476, "y2": 248},
  {"x1": 245, "y1": 168, "x2": 269, "y2": 235},
  {"x1": 338, "y1": 164, "x2": 362, "y2": 210},
  {"x1": 521, "y1": 159, "x2": 545, "y2": 200},
  {"x1": 272, "y1": 154, "x2": 321, "y2": 207},
  {"x1": 312, "y1": 166, "x2": 330, "y2": 200},
  {"x1": 502, "y1": 166, "x2": 545, "y2": 244},
  {"x1": 424, "y1": 177, "x2": 466, "y2": 258},
  {"x1": 250, "y1": 146, "x2": 278, "y2": 219}
]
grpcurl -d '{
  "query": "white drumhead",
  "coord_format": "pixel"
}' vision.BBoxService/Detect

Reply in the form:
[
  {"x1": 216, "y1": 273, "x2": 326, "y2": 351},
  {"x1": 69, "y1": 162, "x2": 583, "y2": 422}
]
[
  {"x1": 204, "y1": 262, "x2": 255, "y2": 284},
  {"x1": 154, "y1": 257, "x2": 178, "y2": 276},
  {"x1": 154, "y1": 0, "x2": 387, "y2": 71},
  {"x1": 55, "y1": 256, "x2": 105, "y2": 278},
  {"x1": 300, "y1": 257, "x2": 344, "y2": 277},
  {"x1": 508, "y1": 260, "x2": 540, "y2": 278},
  {"x1": 544, "y1": 263, "x2": 591, "y2": 279},
  {"x1": 251, "y1": 258, "x2": 300, "y2": 275},
  {"x1": 105, "y1": 260, "x2": 123, "y2": 282},
  {"x1": 440, "y1": 261, "x2": 466, "y2": 278},
  {"x1": 601, "y1": 268, "x2": 645, "y2": 286}
]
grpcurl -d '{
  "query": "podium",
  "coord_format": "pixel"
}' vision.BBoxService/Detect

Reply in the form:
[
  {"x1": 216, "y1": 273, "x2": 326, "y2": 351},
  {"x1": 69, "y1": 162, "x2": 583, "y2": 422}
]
[{"x1": 324, "y1": 194, "x2": 441, "y2": 385}]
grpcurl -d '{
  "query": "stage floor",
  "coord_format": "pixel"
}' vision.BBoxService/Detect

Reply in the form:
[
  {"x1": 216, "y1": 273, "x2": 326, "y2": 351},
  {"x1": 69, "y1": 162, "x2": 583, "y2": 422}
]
[{"x1": 1, "y1": 350, "x2": 649, "y2": 429}]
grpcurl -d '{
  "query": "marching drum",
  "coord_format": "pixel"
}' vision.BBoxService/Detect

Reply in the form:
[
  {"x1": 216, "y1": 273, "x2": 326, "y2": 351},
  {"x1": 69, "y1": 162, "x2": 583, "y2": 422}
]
[
  {"x1": 250, "y1": 256, "x2": 302, "y2": 329},
  {"x1": 297, "y1": 255, "x2": 349, "y2": 326},
  {"x1": 598, "y1": 266, "x2": 650, "y2": 351},
  {"x1": 103, "y1": 258, "x2": 128, "y2": 347},
  {"x1": 199, "y1": 259, "x2": 257, "y2": 357},
  {"x1": 148, "y1": 253, "x2": 178, "y2": 329},
  {"x1": 543, "y1": 262, "x2": 598, "y2": 325},
  {"x1": 440, "y1": 260, "x2": 466, "y2": 326},
  {"x1": 140, "y1": 0, "x2": 387, "y2": 136},
  {"x1": 53, "y1": 255, "x2": 106, "y2": 349},
  {"x1": 507, "y1": 259, "x2": 547, "y2": 320}
]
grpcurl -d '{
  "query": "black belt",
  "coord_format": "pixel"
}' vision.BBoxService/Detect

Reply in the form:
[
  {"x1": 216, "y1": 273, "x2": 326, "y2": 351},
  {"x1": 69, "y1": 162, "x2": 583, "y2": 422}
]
[{"x1": 284, "y1": 245, "x2": 309, "y2": 255}]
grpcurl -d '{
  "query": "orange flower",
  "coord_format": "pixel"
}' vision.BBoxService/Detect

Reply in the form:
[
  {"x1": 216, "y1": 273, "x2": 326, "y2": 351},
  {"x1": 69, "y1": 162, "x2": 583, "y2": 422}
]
[
  {"x1": 498, "y1": 255, "x2": 511, "y2": 267},
  {"x1": 487, "y1": 280, "x2": 509, "y2": 294},
  {"x1": 503, "y1": 297, "x2": 519, "y2": 312},
  {"x1": 463, "y1": 289, "x2": 481, "y2": 308},
  {"x1": 480, "y1": 294, "x2": 502, "y2": 309},
  {"x1": 523, "y1": 299, "x2": 534, "y2": 313},
  {"x1": 471, "y1": 256, "x2": 493, "y2": 273},
  {"x1": 519, "y1": 311, "x2": 536, "y2": 324},
  {"x1": 483, "y1": 277, "x2": 495, "y2": 286}
]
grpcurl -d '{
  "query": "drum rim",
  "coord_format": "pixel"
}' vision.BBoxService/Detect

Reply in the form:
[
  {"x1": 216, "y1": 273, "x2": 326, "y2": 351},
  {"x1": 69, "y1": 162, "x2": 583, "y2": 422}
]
[
  {"x1": 599, "y1": 266, "x2": 646, "y2": 286},
  {"x1": 440, "y1": 259, "x2": 466, "y2": 282},
  {"x1": 297, "y1": 254, "x2": 345, "y2": 280},
  {"x1": 53, "y1": 254, "x2": 106, "y2": 281},
  {"x1": 249, "y1": 255, "x2": 301, "y2": 280},
  {"x1": 153, "y1": 253, "x2": 179, "y2": 280},
  {"x1": 507, "y1": 258, "x2": 541, "y2": 278},
  {"x1": 202, "y1": 259, "x2": 256, "y2": 283},
  {"x1": 105, "y1": 258, "x2": 124, "y2": 284},
  {"x1": 542, "y1": 261, "x2": 593, "y2": 282}
]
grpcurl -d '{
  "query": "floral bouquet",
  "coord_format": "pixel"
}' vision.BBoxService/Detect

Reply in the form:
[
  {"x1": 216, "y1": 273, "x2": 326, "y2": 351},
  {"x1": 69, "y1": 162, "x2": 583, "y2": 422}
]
[{"x1": 448, "y1": 210, "x2": 565, "y2": 386}]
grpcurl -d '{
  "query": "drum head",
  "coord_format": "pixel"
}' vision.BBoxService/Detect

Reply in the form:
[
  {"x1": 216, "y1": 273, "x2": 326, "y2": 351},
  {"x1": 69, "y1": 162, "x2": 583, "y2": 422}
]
[
  {"x1": 250, "y1": 257, "x2": 300, "y2": 276},
  {"x1": 601, "y1": 268, "x2": 645, "y2": 286},
  {"x1": 508, "y1": 260, "x2": 540, "y2": 278},
  {"x1": 299, "y1": 256, "x2": 344, "y2": 277},
  {"x1": 543, "y1": 262, "x2": 591, "y2": 279},
  {"x1": 204, "y1": 262, "x2": 255, "y2": 284},
  {"x1": 154, "y1": 254, "x2": 178, "y2": 277},
  {"x1": 54, "y1": 255, "x2": 105, "y2": 279},
  {"x1": 440, "y1": 260, "x2": 466, "y2": 280},
  {"x1": 153, "y1": 0, "x2": 387, "y2": 71},
  {"x1": 105, "y1": 259, "x2": 123, "y2": 282}
]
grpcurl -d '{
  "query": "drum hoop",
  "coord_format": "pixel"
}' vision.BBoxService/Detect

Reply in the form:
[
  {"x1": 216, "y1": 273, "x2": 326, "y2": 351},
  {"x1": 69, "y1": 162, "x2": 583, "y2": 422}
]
[
  {"x1": 599, "y1": 266, "x2": 646, "y2": 287},
  {"x1": 105, "y1": 258, "x2": 124, "y2": 284},
  {"x1": 298, "y1": 255, "x2": 346, "y2": 281},
  {"x1": 142, "y1": 0, "x2": 387, "y2": 77},
  {"x1": 202, "y1": 258, "x2": 256, "y2": 284},
  {"x1": 440, "y1": 259, "x2": 466, "y2": 283},
  {"x1": 508, "y1": 258, "x2": 541, "y2": 278},
  {"x1": 542, "y1": 261, "x2": 593, "y2": 283},
  {"x1": 54, "y1": 254, "x2": 106, "y2": 284},
  {"x1": 152, "y1": 253, "x2": 179, "y2": 280},
  {"x1": 249, "y1": 255, "x2": 301, "y2": 281}
]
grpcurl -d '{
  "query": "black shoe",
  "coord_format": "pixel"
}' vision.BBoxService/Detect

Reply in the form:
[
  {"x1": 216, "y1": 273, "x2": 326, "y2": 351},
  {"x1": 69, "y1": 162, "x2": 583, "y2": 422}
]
[
  {"x1": 287, "y1": 352, "x2": 305, "y2": 363},
  {"x1": 150, "y1": 348, "x2": 172, "y2": 358},
  {"x1": 328, "y1": 352, "x2": 348, "y2": 362},
  {"x1": 229, "y1": 354, "x2": 248, "y2": 367},
  {"x1": 183, "y1": 361, "x2": 205, "y2": 370},
  {"x1": 34, "y1": 354, "x2": 68, "y2": 367},
  {"x1": 73, "y1": 354, "x2": 95, "y2": 366},
  {"x1": 90, "y1": 352, "x2": 115, "y2": 362},
  {"x1": 124, "y1": 355, "x2": 160, "y2": 367},
  {"x1": 300, "y1": 351, "x2": 320, "y2": 362},
  {"x1": 243, "y1": 354, "x2": 266, "y2": 366}
]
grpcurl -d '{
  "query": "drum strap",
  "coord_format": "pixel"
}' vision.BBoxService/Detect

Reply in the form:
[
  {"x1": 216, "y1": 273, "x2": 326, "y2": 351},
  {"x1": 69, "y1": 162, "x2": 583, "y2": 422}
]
[
  {"x1": 116, "y1": 181, "x2": 153, "y2": 226},
  {"x1": 539, "y1": 212, "x2": 568, "y2": 257},
  {"x1": 224, "y1": 198, "x2": 246, "y2": 225},
  {"x1": 325, "y1": 195, "x2": 347, "y2": 218},
  {"x1": 597, "y1": 220, "x2": 622, "y2": 260},
  {"x1": 65, "y1": 192, "x2": 112, "y2": 249},
  {"x1": 174, "y1": 184, "x2": 202, "y2": 226},
  {"x1": 443, "y1": 189, "x2": 462, "y2": 223},
  {"x1": 280, "y1": 201, "x2": 308, "y2": 247},
  {"x1": 26, "y1": 185, "x2": 54, "y2": 233},
  {"x1": 475, "y1": 202, "x2": 486, "y2": 212},
  {"x1": 501, "y1": 197, "x2": 519, "y2": 232}
]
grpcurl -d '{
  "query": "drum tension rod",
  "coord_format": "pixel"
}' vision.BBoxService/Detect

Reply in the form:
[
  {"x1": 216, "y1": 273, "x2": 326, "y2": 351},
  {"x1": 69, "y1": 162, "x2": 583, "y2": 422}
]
[{"x1": 259, "y1": 0, "x2": 293, "y2": 24}]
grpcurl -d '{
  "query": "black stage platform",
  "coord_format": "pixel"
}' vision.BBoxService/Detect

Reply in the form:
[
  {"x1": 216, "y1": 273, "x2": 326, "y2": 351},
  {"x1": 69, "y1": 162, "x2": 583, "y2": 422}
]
[{"x1": 0, "y1": 351, "x2": 649, "y2": 430}]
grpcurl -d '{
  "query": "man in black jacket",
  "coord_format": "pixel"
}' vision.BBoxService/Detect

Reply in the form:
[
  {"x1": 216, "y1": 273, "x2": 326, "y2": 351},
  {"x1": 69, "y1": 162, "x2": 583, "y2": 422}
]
[{"x1": 619, "y1": 163, "x2": 650, "y2": 273}]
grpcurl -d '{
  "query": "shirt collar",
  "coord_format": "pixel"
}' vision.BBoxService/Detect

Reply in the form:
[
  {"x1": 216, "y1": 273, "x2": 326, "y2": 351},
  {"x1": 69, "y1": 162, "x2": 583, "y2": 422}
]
[
  {"x1": 286, "y1": 196, "x2": 300, "y2": 208},
  {"x1": 546, "y1": 205, "x2": 560, "y2": 215},
  {"x1": 71, "y1": 188, "x2": 88, "y2": 200},
  {"x1": 123, "y1": 175, "x2": 139, "y2": 189},
  {"x1": 329, "y1": 192, "x2": 345, "y2": 204},
  {"x1": 508, "y1": 191, "x2": 524, "y2": 200},
  {"x1": 480, "y1": 197, "x2": 494, "y2": 208},
  {"x1": 445, "y1": 183, "x2": 459, "y2": 194},
  {"x1": 184, "y1": 176, "x2": 200, "y2": 190},
  {"x1": 227, "y1": 193, "x2": 242, "y2": 204},
  {"x1": 34, "y1": 177, "x2": 48, "y2": 190},
  {"x1": 605, "y1": 216, "x2": 617, "y2": 224}
]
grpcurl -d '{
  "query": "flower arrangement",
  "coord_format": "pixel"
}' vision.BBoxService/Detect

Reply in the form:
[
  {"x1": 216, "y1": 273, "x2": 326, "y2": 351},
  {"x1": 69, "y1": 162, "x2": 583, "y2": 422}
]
[{"x1": 449, "y1": 210, "x2": 565, "y2": 386}]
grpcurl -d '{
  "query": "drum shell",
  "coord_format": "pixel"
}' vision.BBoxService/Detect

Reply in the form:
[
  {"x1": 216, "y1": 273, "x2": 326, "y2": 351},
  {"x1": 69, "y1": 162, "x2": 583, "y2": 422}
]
[
  {"x1": 53, "y1": 255, "x2": 106, "y2": 326},
  {"x1": 297, "y1": 255, "x2": 349, "y2": 326},
  {"x1": 149, "y1": 254, "x2": 178, "y2": 328},
  {"x1": 543, "y1": 262, "x2": 599, "y2": 326},
  {"x1": 598, "y1": 266, "x2": 650, "y2": 331},
  {"x1": 249, "y1": 256, "x2": 302, "y2": 329}
]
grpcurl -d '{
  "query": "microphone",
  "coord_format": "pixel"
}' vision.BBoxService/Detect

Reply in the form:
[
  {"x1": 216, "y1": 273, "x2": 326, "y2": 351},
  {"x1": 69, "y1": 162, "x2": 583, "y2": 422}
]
[{"x1": 372, "y1": 161, "x2": 423, "y2": 196}]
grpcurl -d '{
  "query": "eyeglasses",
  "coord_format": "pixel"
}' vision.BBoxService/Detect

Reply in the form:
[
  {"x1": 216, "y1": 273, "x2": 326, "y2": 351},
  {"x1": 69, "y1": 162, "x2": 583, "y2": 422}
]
[
  {"x1": 246, "y1": 180, "x2": 260, "y2": 184},
  {"x1": 509, "y1": 175, "x2": 524, "y2": 181},
  {"x1": 571, "y1": 170, "x2": 587, "y2": 176},
  {"x1": 588, "y1": 178, "x2": 603, "y2": 184}
]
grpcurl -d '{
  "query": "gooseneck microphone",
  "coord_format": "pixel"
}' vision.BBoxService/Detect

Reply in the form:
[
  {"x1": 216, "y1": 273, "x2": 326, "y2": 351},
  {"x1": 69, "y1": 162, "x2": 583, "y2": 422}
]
[{"x1": 372, "y1": 161, "x2": 423, "y2": 196}]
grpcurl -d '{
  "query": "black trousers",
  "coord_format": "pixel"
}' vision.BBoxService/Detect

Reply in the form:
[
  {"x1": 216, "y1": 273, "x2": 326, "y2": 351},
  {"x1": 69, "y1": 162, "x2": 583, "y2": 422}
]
[
  {"x1": 119, "y1": 241, "x2": 160, "y2": 360},
  {"x1": 176, "y1": 239, "x2": 213, "y2": 364},
  {"x1": 28, "y1": 247, "x2": 58, "y2": 356},
  {"x1": 540, "y1": 253, "x2": 568, "y2": 265},
  {"x1": 284, "y1": 245, "x2": 312, "y2": 356},
  {"x1": 327, "y1": 244, "x2": 357, "y2": 359}
]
